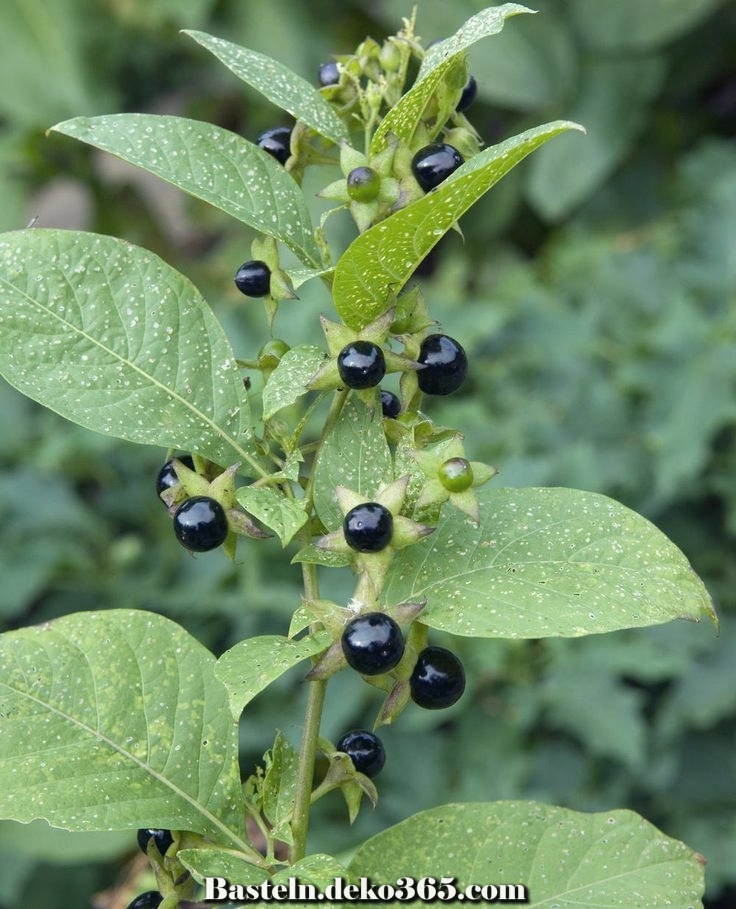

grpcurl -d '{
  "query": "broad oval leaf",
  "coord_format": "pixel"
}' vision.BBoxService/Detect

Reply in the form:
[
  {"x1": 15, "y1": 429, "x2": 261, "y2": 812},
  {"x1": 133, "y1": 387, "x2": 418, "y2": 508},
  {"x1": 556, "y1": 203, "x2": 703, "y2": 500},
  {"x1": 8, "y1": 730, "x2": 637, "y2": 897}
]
[
  {"x1": 262, "y1": 344, "x2": 326, "y2": 421},
  {"x1": 372, "y1": 3, "x2": 533, "y2": 154},
  {"x1": 236, "y1": 486, "x2": 309, "y2": 547},
  {"x1": 0, "y1": 610, "x2": 249, "y2": 849},
  {"x1": 184, "y1": 30, "x2": 348, "y2": 145},
  {"x1": 0, "y1": 229, "x2": 262, "y2": 471},
  {"x1": 312, "y1": 396, "x2": 393, "y2": 531},
  {"x1": 51, "y1": 114, "x2": 322, "y2": 267},
  {"x1": 349, "y1": 802, "x2": 705, "y2": 909},
  {"x1": 215, "y1": 632, "x2": 331, "y2": 720},
  {"x1": 384, "y1": 486, "x2": 717, "y2": 638},
  {"x1": 335, "y1": 121, "x2": 583, "y2": 329}
]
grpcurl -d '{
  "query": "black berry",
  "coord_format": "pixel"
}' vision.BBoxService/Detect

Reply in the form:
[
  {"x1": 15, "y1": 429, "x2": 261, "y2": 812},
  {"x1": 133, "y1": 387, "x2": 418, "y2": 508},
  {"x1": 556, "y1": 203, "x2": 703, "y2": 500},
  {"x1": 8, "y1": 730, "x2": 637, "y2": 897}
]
[
  {"x1": 137, "y1": 828, "x2": 174, "y2": 857},
  {"x1": 343, "y1": 502, "x2": 393, "y2": 552},
  {"x1": 318, "y1": 61, "x2": 340, "y2": 86},
  {"x1": 341, "y1": 612, "x2": 405, "y2": 675},
  {"x1": 256, "y1": 126, "x2": 292, "y2": 165},
  {"x1": 337, "y1": 341, "x2": 386, "y2": 390},
  {"x1": 173, "y1": 496, "x2": 228, "y2": 552},
  {"x1": 417, "y1": 333, "x2": 467, "y2": 396},
  {"x1": 156, "y1": 455, "x2": 194, "y2": 498},
  {"x1": 411, "y1": 143, "x2": 464, "y2": 192},
  {"x1": 234, "y1": 260, "x2": 271, "y2": 297},
  {"x1": 457, "y1": 75, "x2": 478, "y2": 112},
  {"x1": 380, "y1": 389, "x2": 401, "y2": 419},
  {"x1": 336, "y1": 729, "x2": 386, "y2": 778},
  {"x1": 410, "y1": 646, "x2": 465, "y2": 709},
  {"x1": 126, "y1": 893, "x2": 162, "y2": 909}
]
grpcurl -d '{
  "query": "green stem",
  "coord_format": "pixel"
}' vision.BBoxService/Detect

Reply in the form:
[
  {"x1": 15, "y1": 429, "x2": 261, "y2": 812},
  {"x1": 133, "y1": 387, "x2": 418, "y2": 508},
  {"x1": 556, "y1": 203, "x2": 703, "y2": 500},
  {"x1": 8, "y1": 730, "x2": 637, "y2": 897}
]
[{"x1": 289, "y1": 389, "x2": 350, "y2": 862}]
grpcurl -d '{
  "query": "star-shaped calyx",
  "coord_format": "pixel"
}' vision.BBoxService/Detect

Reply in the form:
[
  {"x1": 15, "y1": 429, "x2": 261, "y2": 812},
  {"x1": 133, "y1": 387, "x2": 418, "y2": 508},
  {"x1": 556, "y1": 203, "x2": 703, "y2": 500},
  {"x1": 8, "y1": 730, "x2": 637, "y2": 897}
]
[
  {"x1": 307, "y1": 308, "x2": 420, "y2": 403},
  {"x1": 315, "y1": 475, "x2": 434, "y2": 592},
  {"x1": 411, "y1": 434, "x2": 498, "y2": 525}
]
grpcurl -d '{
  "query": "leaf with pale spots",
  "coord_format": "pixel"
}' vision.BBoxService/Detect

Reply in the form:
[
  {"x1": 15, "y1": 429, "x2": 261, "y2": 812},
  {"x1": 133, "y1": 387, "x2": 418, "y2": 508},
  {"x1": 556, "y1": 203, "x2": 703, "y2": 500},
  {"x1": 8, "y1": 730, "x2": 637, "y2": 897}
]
[
  {"x1": 215, "y1": 632, "x2": 331, "y2": 720},
  {"x1": 383, "y1": 486, "x2": 717, "y2": 639},
  {"x1": 52, "y1": 114, "x2": 322, "y2": 267},
  {"x1": 0, "y1": 610, "x2": 249, "y2": 848},
  {"x1": 349, "y1": 802, "x2": 706, "y2": 908},
  {"x1": 312, "y1": 396, "x2": 393, "y2": 531},
  {"x1": 335, "y1": 121, "x2": 583, "y2": 330},
  {"x1": 371, "y1": 3, "x2": 533, "y2": 154},
  {"x1": 185, "y1": 31, "x2": 348, "y2": 146},
  {"x1": 235, "y1": 486, "x2": 309, "y2": 547},
  {"x1": 0, "y1": 229, "x2": 262, "y2": 471},
  {"x1": 262, "y1": 344, "x2": 326, "y2": 421}
]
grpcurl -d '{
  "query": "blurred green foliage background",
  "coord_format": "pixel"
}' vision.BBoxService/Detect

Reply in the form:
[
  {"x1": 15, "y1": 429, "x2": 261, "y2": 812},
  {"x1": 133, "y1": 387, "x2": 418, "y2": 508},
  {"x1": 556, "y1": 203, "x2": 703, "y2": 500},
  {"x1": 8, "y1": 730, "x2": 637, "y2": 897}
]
[{"x1": 1, "y1": 0, "x2": 735, "y2": 906}]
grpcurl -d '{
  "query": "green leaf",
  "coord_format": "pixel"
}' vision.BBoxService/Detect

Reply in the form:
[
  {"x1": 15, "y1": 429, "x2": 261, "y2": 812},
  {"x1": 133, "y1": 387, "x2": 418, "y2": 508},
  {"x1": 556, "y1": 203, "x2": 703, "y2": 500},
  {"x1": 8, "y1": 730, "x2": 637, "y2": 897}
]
[
  {"x1": 262, "y1": 344, "x2": 326, "y2": 421},
  {"x1": 0, "y1": 610, "x2": 248, "y2": 849},
  {"x1": 372, "y1": 4, "x2": 533, "y2": 155},
  {"x1": 272, "y1": 854, "x2": 351, "y2": 892},
  {"x1": 312, "y1": 396, "x2": 393, "y2": 530},
  {"x1": 291, "y1": 544, "x2": 353, "y2": 569},
  {"x1": 51, "y1": 114, "x2": 322, "y2": 267},
  {"x1": 214, "y1": 632, "x2": 331, "y2": 720},
  {"x1": 349, "y1": 802, "x2": 706, "y2": 908},
  {"x1": 0, "y1": 230, "x2": 262, "y2": 471},
  {"x1": 236, "y1": 486, "x2": 308, "y2": 546},
  {"x1": 335, "y1": 121, "x2": 583, "y2": 330},
  {"x1": 383, "y1": 486, "x2": 717, "y2": 639},
  {"x1": 178, "y1": 847, "x2": 269, "y2": 887},
  {"x1": 262, "y1": 731, "x2": 299, "y2": 844},
  {"x1": 184, "y1": 31, "x2": 348, "y2": 145}
]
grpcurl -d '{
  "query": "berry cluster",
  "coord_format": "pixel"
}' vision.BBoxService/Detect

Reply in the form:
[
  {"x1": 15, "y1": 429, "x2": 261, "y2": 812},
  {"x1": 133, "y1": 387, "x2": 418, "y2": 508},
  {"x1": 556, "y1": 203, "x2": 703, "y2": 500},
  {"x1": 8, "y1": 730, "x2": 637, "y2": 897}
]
[{"x1": 156, "y1": 457, "x2": 229, "y2": 553}]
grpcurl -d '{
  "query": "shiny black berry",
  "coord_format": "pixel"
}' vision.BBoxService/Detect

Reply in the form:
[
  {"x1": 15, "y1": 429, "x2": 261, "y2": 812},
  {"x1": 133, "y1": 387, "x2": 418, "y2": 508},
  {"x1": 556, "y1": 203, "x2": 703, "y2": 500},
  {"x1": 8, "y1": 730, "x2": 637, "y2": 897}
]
[
  {"x1": 173, "y1": 496, "x2": 228, "y2": 552},
  {"x1": 341, "y1": 612, "x2": 405, "y2": 675},
  {"x1": 417, "y1": 333, "x2": 467, "y2": 396},
  {"x1": 234, "y1": 260, "x2": 271, "y2": 297},
  {"x1": 318, "y1": 61, "x2": 340, "y2": 86},
  {"x1": 343, "y1": 502, "x2": 393, "y2": 552},
  {"x1": 337, "y1": 341, "x2": 386, "y2": 390},
  {"x1": 336, "y1": 729, "x2": 386, "y2": 779},
  {"x1": 126, "y1": 893, "x2": 162, "y2": 909},
  {"x1": 380, "y1": 389, "x2": 401, "y2": 419},
  {"x1": 411, "y1": 143, "x2": 464, "y2": 192},
  {"x1": 156, "y1": 455, "x2": 194, "y2": 498},
  {"x1": 410, "y1": 646, "x2": 465, "y2": 709},
  {"x1": 457, "y1": 75, "x2": 478, "y2": 112},
  {"x1": 256, "y1": 126, "x2": 292, "y2": 165},
  {"x1": 137, "y1": 828, "x2": 174, "y2": 857}
]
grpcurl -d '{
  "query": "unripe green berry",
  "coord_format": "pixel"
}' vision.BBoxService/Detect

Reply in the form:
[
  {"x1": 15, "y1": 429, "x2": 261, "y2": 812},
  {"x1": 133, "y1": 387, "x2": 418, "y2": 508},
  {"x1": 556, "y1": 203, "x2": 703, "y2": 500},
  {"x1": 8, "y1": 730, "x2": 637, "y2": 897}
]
[
  {"x1": 347, "y1": 166, "x2": 381, "y2": 203},
  {"x1": 438, "y1": 457, "x2": 474, "y2": 492},
  {"x1": 258, "y1": 338, "x2": 290, "y2": 371}
]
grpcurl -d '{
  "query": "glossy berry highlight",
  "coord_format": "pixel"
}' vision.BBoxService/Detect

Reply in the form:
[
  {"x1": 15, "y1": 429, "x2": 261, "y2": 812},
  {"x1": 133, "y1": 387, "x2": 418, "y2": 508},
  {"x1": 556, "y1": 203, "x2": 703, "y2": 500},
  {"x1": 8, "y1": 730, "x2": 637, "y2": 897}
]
[
  {"x1": 336, "y1": 729, "x2": 386, "y2": 779},
  {"x1": 126, "y1": 893, "x2": 162, "y2": 909},
  {"x1": 156, "y1": 455, "x2": 194, "y2": 498},
  {"x1": 341, "y1": 612, "x2": 405, "y2": 675},
  {"x1": 410, "y1": 646, "x2": 466, "y2": 709},
  {"x1": 234, "y1": 260, "x2": 271, "y2": 297},
  {"x1": 173, "y1": 496, "x2": 229, "y2": 552},
  {"x1": 318, "y1": 61, "x2": 340, "y2": 86},
  {"x1": 347, "y1": 166, "x2": 381, "y2": 203},
  {"x1": 417, "y1": 333, "x2": 468, "y2": 396},
  {"x1": 343, "y1": 502, "x2": 393, "y2": 552},
  {"x1": 256, "y1": 126, "x2": 292, "y2": 165},
  {"x1": 137, "y1": 828, "x2": 174, "y2": 857},
  {"x1": 337, "y1": 341, "x2": 386, "y2": 390},
  {"x1": 380, "y1": 389, "x2": 401, "y2": 419},
  {"x1": 438, "y1": 457, "x2": 474, "y2": 492},
  {"x1": 411, "y1": 143, "x2": 464, "y2": 192}
]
